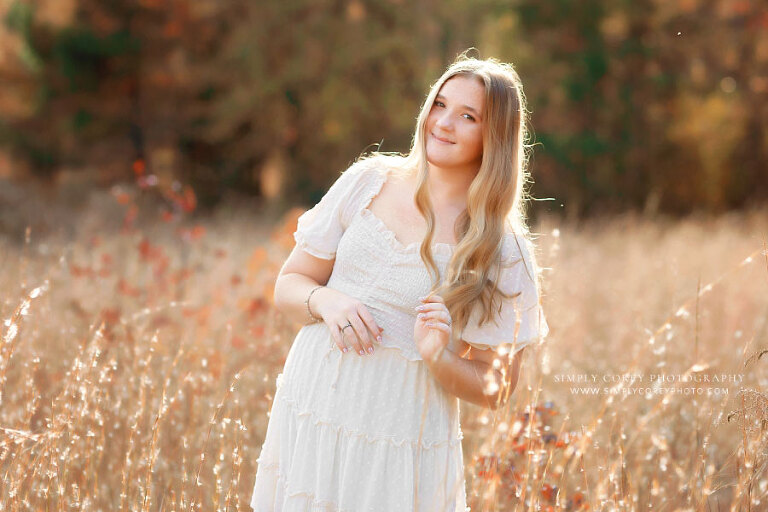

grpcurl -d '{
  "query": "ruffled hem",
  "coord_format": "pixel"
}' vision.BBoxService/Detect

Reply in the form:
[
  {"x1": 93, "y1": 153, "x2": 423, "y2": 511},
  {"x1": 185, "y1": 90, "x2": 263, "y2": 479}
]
[
  {"x1": 252, "y1": 461, "x2": 469, "y2": 512},
  {"x1": 279, "y1": 326, "x2": 462, "y2": 441},
  {"x1": 251, "y1": 369, "x2": 467, "y2": 511},
  {"x1": 274, "y1": 382, "x2": 463, "y2": 449},
  {"x1": 253, "y1": 463, "x2": 475, "y2": 512},
  {"x1": 251, "y1": 463, "x2": 348, "y2": 512}
]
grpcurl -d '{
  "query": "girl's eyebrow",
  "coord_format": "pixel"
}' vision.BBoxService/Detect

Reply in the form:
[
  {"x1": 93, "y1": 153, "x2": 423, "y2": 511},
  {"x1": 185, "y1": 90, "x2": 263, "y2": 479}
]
[{"x1": 435, "y1": 94, "x2": 482, "y2": 117}]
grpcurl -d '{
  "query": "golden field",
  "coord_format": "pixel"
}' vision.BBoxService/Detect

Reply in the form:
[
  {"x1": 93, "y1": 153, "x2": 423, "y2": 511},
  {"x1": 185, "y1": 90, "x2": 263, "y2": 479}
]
[{"x1": 1, "y1": 186, "x2": 767, "y2": 511}]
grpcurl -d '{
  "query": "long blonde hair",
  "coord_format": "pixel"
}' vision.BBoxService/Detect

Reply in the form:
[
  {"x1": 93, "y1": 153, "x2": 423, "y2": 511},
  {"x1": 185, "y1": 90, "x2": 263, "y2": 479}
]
[{"x1": 364, "y1": 50, "x2": 540, "y2": 342}]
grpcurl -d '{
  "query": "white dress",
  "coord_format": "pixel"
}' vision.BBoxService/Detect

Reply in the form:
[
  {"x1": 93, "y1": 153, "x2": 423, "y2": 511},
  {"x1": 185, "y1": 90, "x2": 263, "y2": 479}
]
[{"x1": 250, "y1": 155, "x2": 549, "y2": 512}]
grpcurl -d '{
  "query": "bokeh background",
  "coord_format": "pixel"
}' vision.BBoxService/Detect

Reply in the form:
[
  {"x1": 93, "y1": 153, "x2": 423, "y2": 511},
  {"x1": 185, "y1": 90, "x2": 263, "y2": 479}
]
[{"x1": 1, "y1": 1, "x2": 767, "y2": 510}]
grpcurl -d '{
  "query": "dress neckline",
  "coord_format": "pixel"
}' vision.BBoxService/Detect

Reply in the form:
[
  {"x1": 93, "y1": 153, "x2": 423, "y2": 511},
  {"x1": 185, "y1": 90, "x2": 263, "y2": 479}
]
[
  {"x1": 357, "y1": 165, "x2": 455, "y2": 258},
  {"x1": 359, "y1": 208, "x2": 455, "y2": 257}
]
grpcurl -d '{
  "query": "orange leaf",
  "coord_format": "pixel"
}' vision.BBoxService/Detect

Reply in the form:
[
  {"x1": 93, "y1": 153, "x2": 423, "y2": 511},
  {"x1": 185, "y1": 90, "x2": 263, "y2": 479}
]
[
  {"x1": 117, "y1": 278, "x2": 141, "y2": 297},
  {"x1": 182, "y1": 186, "x2": 196, "y2": 212},
  {"x1": 246, "y1": 297, "x2": 269, "y2": 316},
  {"x1": 231, "y1": 335, "x2": 246, "y2": 349},
  {"x1": 114, "y1": 191, "x2": 132, "y2": 205},
  {"x1": 122, "y1": 207, "x2": 138, "y2": 231},
  {"x1": 475, "y1": 454, "x2": 500, "y2": 480},
  {"x1": 190, "y1": 225, "x2": 205, "y2": 240},
  {"x1": 138, "y1": 238, "x2": 164, "y2": 261},
  {"x1": 132, "y1": 158, "x2": 146, "y2": 176},
  {"x1": 100, "y1": 307, "x2": 121, "y2": 325},
  {"x1": 196, "y1": 305, "x2": 211, "y2": 327},
  {"x1": 69, "y1": 264, "x2": 93, "y2": 278},
  {"x1": 540, "y1": 482, "x2": 557, "y2": 501}
]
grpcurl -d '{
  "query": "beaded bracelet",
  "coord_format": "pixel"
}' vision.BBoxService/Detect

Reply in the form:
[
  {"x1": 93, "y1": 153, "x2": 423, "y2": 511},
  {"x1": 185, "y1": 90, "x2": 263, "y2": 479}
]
[{"x1": 305, "y1": 285, "x2": 325, "y2": 323}]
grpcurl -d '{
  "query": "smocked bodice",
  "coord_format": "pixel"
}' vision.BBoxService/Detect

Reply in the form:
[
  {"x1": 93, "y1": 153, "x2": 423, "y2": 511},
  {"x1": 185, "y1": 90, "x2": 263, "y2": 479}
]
[{"x1": 327, "y1": 205, "x2": 454, "y2": 360}]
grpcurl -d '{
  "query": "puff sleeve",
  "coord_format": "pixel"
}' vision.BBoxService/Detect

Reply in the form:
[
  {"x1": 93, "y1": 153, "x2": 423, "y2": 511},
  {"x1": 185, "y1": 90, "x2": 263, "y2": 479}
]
[
  {"x1": 460, "y1": 234, "x2": 550, "y2": 355},
  {"x1": 293, "y1": 159, "x2": 374, "y2": 260}
]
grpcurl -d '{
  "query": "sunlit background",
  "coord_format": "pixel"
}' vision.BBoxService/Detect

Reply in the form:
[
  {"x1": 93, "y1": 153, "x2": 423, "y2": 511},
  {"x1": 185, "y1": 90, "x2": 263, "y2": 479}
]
[{"x1": 1, "y1": 1, "x2": 767, "y2": 510}]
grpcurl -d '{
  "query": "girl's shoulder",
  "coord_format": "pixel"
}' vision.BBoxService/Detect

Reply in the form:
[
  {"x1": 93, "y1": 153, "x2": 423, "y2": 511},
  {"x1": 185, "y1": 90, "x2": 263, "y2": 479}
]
[{"x1": 500, "y1": 229, "x2": 539, "y2": 270}]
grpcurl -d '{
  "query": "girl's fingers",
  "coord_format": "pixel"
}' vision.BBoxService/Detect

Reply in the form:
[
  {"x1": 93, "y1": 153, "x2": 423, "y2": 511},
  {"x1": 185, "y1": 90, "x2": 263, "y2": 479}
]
[
  {"x1": 361, "y1": 311, "x2": 384, "y2": 346},
  {"x1": 357, "y1": 308, "x2": 383, "y2": 344},
  {"x1": 339, "y1": 322, "x2": 363, "y2": 356},
  {"x1": 418, "y1": 296, "x2": 453, "y2": 333},
  {"x1": 417, "y1": 310, "x2": 452, "y2": 324},
  {"x1": 425, "y1": 322, "x2": 451, "y2": 333},
  {"x1": 349, "y1": 316, "x2": 375, "y2": 356},
  {"x1": 415, "y1": 303, "x2": 449, "y2": 315},
  {"x1": 330, "y1": 324, "x2": 349, "y2": 353}
]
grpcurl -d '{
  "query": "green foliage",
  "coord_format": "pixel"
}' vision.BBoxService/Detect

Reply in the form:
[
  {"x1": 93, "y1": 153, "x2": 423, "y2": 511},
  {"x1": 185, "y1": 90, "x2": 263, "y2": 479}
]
[
  {"x1": 4, "y1": 1, "x2": 33, "y2": 35},
  {"x1": 53, "y1": 27, "x2": 140, "y2": 91},
  {"x1": 5, "y1": 1, "x2": 43, "y2": 73}
]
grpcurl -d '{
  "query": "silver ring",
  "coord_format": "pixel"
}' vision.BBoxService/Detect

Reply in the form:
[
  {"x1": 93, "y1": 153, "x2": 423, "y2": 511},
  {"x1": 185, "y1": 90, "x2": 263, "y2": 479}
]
[{"x1": 341, "y1": 322, "x2": 353, "y2": 333}]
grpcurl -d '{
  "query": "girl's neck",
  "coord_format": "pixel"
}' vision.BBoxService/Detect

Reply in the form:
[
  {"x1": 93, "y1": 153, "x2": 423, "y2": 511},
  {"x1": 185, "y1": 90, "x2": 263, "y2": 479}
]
[{"x1": 424, "y1": 163, "x2": 477, "y2": 210}]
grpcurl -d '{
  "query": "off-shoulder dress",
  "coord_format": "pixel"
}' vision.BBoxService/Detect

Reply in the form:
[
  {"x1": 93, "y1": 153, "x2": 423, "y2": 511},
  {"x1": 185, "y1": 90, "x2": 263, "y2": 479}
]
[{"x1": 250, "y1": 155, "x2": 549, "y2": 512}]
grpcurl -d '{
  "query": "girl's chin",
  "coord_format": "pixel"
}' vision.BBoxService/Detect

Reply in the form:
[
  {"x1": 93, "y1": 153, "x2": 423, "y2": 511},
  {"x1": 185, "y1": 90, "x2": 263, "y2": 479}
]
[
  {"x1": 426, "y1": 146, "x2": 458, "y2": 163},
  {"x1": 426, "y1": 155, "x2": 468, "y2": 168}
]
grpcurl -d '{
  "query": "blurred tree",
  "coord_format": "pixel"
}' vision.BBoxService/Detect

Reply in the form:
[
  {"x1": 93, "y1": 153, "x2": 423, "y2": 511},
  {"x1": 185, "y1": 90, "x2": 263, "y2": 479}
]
[
  {"x1": 0, "y1": 0, "x2": 765, "y2": 214},
  {"x1": 512, "y1": 0, "x2": 768, "y2": 215}
]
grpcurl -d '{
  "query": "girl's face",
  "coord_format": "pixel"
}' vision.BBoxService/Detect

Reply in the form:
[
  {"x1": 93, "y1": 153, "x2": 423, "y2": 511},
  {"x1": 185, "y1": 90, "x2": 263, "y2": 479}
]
[{"x1": 425, "y1": 74, "x2": 485, "y2": 174}]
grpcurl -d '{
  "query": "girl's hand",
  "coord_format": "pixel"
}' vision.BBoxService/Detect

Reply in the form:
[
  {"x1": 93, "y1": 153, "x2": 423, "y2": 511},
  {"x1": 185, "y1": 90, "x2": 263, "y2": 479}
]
[
  {"x1": 413, "y1": 294, "x2": 452, "y2": 362},
  {"x1": 312, "y1": 287, "x2": 383, "y2": 356}
]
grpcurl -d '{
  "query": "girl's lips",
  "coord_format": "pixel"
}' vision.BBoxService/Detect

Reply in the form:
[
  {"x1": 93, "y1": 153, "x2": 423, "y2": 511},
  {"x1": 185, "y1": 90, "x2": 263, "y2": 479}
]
[{"x1": 431, "y1": 132, "x2": 455, "y2": 144}]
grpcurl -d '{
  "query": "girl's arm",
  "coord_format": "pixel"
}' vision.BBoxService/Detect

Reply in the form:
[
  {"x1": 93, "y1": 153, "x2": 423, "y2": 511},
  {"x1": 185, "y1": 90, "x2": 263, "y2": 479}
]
[{"x1": 422, "y1": 335, "x2": 524, "y2": 410}]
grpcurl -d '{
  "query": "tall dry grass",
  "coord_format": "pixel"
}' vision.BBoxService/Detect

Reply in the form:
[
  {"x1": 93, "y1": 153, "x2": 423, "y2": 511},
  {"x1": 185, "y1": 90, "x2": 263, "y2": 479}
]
[{"x1": 1, "y1": 183, "x2": 766, "y2": 510}]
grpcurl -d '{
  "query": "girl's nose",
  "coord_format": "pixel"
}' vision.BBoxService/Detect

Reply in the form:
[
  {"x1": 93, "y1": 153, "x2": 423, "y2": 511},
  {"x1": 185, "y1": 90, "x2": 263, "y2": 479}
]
[{"x1": 435, "y1": 112, "x2": 453, "y2": 130}]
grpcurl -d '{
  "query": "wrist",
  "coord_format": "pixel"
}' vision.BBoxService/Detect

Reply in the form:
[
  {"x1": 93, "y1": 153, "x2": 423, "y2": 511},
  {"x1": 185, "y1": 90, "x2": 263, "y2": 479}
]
[
  {"x1": 425, "y1": 342, "x2": 452, "y2": 369},
  {"x1": 306, "y1": 285, "x2": 326, "y2": 323}
]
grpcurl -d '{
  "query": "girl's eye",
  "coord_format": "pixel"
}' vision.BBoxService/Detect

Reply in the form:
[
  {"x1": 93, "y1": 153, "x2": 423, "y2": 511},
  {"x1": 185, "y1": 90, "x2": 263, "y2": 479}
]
[{"x1": 433, "y1": 100, "x2": 476, "y2": 121}]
